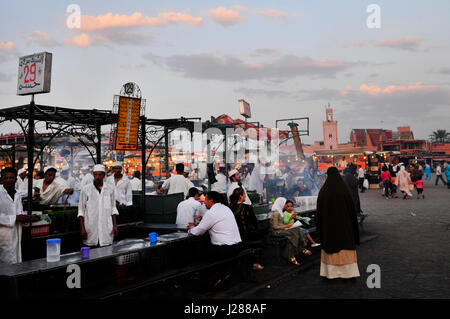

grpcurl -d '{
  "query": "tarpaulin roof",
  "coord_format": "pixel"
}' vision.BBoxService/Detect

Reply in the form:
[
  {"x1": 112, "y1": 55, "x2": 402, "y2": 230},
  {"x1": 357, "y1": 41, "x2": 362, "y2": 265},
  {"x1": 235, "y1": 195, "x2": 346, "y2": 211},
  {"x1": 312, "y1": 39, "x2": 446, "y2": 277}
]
[{"x1": 216, "y1": 114, "x2": 289, "y2": 140}]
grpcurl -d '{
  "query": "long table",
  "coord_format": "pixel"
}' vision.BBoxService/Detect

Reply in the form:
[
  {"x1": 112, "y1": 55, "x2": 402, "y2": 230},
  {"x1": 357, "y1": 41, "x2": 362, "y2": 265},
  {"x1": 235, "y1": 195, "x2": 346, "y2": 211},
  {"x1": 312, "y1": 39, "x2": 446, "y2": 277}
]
[{"x1": 0, "y1": 231, "x2": 211, "y2": 298}]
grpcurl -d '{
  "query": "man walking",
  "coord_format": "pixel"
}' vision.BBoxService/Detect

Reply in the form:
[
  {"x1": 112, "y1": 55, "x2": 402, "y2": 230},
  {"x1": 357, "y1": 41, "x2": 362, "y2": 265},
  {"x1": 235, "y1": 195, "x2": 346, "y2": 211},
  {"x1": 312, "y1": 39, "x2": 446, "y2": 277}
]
[{"x1": 435, "y1": 163, "x2": 446, "y2": 186}]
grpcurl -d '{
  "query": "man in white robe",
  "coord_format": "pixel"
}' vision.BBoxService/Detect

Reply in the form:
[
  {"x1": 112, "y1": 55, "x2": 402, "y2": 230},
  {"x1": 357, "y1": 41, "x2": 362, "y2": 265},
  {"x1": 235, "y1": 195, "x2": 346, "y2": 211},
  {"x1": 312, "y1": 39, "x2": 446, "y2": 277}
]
[
  {"x1": 78, "y1": 164, "x2": 118, "y2": 247},
  {"x1": 227, "y1": 169, "x2": 252, "y2": 205},
  {"x1": 211, "y1": 164, "x2": 228, "y2": 194},
  {"x1": 33, "y1": 167, "x2": 74, "y2": 205},
  {"x1": 0, "y1": 167, "x2": 29, "y2": 264},
  {"x1": 130, "y1": 171, "x2": 143, "y2": 191},
  {"x1": 15, "y1": 167, "x2": 28, "y2": 190},
  {"x1": 106, "y1": 162, "x2": 132, "y2": 206}
]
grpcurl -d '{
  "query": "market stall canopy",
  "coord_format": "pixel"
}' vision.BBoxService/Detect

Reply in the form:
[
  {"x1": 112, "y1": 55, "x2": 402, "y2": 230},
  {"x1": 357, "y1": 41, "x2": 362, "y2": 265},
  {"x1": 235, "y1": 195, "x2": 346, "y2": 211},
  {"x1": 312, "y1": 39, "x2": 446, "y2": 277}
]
[
  {"x1": 0, "y1": 104, "x2": 118, "y2": 127},
  {"x1": 215, "y1": 114, "x2": 289, "y2": 140}
]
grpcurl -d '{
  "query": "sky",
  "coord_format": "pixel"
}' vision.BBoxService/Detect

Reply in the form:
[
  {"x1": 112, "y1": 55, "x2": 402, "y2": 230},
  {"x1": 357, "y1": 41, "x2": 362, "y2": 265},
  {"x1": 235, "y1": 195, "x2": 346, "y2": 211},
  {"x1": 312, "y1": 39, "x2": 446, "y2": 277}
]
[{"x1": 0, "y1": 0, "x2": 449, "y2": 144}]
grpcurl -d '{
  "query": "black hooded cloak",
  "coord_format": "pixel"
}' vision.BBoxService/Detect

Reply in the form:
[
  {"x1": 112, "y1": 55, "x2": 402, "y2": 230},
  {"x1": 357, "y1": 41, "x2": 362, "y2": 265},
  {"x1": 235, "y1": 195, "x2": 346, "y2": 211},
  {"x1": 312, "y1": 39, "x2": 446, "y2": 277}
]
[{"x1": 317, "y1": 167, "x2": 360, "y2": 254}]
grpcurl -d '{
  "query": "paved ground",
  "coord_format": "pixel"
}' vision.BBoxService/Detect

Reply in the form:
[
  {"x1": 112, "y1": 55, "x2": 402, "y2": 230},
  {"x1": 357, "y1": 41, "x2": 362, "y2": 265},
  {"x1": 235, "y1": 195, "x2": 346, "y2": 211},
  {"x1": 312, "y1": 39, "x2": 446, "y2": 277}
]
[{"x1": 244, "y1": 174, "x2": 449, "y2": 299}]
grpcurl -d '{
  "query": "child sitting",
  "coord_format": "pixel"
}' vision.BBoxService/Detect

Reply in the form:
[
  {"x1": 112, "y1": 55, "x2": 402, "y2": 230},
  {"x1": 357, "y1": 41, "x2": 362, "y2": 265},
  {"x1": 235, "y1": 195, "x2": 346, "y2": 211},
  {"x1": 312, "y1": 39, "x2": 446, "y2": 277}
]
[{"x1": 283, "y1": 200, "x2": 320, "y2": 248}]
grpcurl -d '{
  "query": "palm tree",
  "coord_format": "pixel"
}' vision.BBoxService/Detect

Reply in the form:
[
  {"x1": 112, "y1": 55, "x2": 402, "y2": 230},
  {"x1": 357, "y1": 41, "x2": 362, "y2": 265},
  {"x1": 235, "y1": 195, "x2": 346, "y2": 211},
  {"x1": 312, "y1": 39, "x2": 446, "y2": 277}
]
[{"x1": 429, "y1": 129, "x2": 450, "y2": 143}]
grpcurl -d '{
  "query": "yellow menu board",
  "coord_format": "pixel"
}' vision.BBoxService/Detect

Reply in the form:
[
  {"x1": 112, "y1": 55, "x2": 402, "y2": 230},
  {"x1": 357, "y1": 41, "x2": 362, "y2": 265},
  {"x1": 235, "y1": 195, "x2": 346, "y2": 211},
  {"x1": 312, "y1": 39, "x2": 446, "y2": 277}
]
[{"x1": 115, "y1": 96, "x2": 141, "y2": 150}]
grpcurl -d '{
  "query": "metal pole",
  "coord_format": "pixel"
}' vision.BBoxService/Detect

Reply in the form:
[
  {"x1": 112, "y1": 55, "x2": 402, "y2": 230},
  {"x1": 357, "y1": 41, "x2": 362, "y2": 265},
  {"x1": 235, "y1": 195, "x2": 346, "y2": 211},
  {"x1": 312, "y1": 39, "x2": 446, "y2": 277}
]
[
  {"x1": 26, "y1": 94, "x2": 35, "y2": 249},
  {"x1": 95, "y1": 123, "x2": 101, "y2": 164},
  {"x1": 164, "y1": 127, "x2": 169, "y2": 178},
  {"x1": 11, "y1": 144, "x2": 16, "y2": 169},
  {"x1": 141, "y1": 116, "x2": 146, "y2": 213}
]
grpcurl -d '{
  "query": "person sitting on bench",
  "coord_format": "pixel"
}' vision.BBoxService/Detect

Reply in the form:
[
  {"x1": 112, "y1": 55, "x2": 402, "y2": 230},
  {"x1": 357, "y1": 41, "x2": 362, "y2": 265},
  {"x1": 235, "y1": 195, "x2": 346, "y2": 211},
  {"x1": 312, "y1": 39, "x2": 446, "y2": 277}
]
[
  {"x1": 283, "y1": 200, "x2": 320, "y2": 248},
  {"x1": 188, "y1": 191, "x2": 242, "y2": 287},
  {"x1": 270, "y1": 197, "x2": 312, "y2": 266}
]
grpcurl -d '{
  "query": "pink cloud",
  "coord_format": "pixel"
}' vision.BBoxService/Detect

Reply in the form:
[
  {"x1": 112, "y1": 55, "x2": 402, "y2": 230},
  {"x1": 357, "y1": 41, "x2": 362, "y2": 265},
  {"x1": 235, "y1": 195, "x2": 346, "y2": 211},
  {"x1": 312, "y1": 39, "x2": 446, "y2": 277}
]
[
  {"x1": 374, "y1": 36, "x2": 423, "y2": 51},
  {"x1": 26, "y1": 31, "x2": 60, "y2": 47},
  {"x1": 359, "y1": 82, "x2": 440, "y2": 96},
  {"x1": 64, "y1": 33, "x2": 90, "y2": 48},
  {"x1": 209, "y1": 7, "x2": 243, "y2": 27},
  {"x1": 79, "y1": 11, "x2": 203, "y2": 31},
  {"x1": 0, "y1": 41, "x2": 15, "y2": 52},
  {"x1": 255, "y1": 9, "x2": 288, "y2": 21}
]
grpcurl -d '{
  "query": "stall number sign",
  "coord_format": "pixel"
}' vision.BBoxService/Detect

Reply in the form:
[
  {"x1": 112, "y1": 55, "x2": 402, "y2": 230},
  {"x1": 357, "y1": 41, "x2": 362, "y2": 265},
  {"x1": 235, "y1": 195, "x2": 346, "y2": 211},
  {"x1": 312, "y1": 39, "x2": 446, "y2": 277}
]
[
  {"x1": 17, "y1": 52, "x2": 52, "y2": 95},
  {"x1": 115, "y1": 96, "x2": 141, "y2": 150}
]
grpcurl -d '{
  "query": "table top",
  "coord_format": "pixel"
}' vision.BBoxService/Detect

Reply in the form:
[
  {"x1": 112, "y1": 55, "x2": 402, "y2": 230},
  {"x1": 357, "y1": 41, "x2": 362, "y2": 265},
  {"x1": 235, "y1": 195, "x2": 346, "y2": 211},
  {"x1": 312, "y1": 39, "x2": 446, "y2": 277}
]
[{"x1": 0, "y1": 232, "x2": 190, "y2": 278}]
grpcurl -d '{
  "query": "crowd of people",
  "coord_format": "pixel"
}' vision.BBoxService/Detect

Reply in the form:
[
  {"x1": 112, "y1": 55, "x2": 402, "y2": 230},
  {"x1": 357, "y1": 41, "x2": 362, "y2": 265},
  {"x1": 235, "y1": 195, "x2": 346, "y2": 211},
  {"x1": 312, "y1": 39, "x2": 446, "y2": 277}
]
[{"x1": 1, "y1": 158, "x2": 448, "y2": 286}]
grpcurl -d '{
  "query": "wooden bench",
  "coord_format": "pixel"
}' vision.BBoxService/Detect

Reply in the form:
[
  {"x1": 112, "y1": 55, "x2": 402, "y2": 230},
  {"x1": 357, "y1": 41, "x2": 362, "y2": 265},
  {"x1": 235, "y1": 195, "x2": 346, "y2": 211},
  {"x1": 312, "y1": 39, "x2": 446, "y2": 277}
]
[{"x1": 93, "y1": 248, "x2": 255, "y2": 299}]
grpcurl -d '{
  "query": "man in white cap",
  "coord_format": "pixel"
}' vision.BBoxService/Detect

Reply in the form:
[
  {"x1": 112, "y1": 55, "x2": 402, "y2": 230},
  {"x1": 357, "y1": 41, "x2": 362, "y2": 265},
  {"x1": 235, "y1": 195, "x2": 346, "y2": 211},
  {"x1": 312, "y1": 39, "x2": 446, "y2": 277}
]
[
  {"x1": 211, "y1": 164, "x2": 228, "y2": 194},
  {"x1": 106, "y1": 162, "x2": 132, "y2": 206},
  {"x1": 226, "y1": 169, "x2": 252, "y2": 205},
  {"x1": 78, "y1": 164, "x2": 119, "y2": 247},
  {"x1": 33, "y1": 166, "x2": 74, "y2": 205},
  {"x1": 15, "y1": 167, "x2": 28, "y2": 190}
]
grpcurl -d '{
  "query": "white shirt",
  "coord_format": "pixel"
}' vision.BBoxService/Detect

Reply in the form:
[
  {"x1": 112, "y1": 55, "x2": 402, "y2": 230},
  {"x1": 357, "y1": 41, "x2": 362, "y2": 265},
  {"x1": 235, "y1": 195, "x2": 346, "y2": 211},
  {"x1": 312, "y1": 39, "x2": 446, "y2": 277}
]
[
  {"x1": 436, "y1": 166, "x2": 442, "y2": 175},
  {"x1": 80, "y1": 173, "x2": 94, "y2": 188},
  {"x1": 34, "y1": 179, "x2": 67, "y2": 205},
  {"x1": 358, "y1": 168, "x2": 365, "y2": 178},
  {"x1": 78, "y1": 183, "x2": 119, "y2": 247},
  {"x1": 211, "y1": 173, "x2": 228, "y2": 194},
  {"x1": 0, "y1": 186, "x2": 25, "y2": 264},
  {"x1": 106, "y1": 175, "x2": 133, "y2": 206},
  {"x1": 130, "y1": 177, "x2": 142, "y2": 191},
  {"x1": 227, "y1": 182, "x2": 252, "y2": 205},
  {"x1": 248, "y1": 166, "x2": 265, "y2": 195},
  {"x1": 188, "y1": 203, "x2": 242, "y2": 246},
  {"x1": 176, "y1": 197, "x2": 206, "y2": 226},
  {"x1": 15, "y1": 177, "x2": 28, "y2": 191},
  {"x1": 162, "y1": 174, "x2": 192, "y2": 196}
]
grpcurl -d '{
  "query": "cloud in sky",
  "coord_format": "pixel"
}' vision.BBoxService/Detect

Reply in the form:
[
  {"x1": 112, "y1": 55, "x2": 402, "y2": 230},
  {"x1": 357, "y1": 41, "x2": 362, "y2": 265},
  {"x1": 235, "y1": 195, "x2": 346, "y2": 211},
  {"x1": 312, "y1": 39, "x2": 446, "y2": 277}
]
[
  {"x1": 346, "y1": 36, "x2": 425, "y2": 52},
  {"x1": 209, "y1": 7, "x2": 243, "y2": 27},
  {"x1": 26, "y1": 31, "x2": 61, "y2": 47},
  {"x1": 250, "y1": 48, "x2": 283, "y2": 57},
  {"x1": 254, "y1": 9, "x2": 289, "y2": 22},
  {"x1": 78, "y1": 12, "x2": 203, "y2": 31},
  {"x1": 374, "y1": 36, "x2": 424, "y2": 52},
  {"x1": 144, "y1": 52, "x2": 358, "y2": 81},
  {"x1": 64, "y1": 33, "x2": 90, "y2": 48}
]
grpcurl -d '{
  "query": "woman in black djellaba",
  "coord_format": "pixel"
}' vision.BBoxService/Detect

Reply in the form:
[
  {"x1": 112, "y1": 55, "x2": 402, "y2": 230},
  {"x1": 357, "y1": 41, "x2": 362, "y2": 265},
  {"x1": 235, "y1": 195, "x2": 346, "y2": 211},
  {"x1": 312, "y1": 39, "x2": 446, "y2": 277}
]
[{"x1": 317, "y1": 166, "x2": 360, "y2": 279}]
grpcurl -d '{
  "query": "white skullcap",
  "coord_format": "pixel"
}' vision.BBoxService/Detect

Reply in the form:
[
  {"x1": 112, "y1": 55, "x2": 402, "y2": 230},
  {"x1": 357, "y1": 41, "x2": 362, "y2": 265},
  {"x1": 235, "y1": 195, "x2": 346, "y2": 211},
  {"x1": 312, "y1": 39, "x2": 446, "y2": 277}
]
[
  {"x1": 61, "y1": 165, "x2": 70, "y2": 171},
  {"x1": 81, "y1": 166, "x2": 89, "y2": 170},
  {"x1": 229, "y1": 169, "x2": 238, "y2": 177},
  {"x1": 113, "y1": 161, "x2": 123, "y2": 167},
  {"x1": 93, "y1": 164, "x2": 106, "y2": 172},
  {"x1": 184, "y1": 167, "x2": 191, "y2": 173},
  {"x1": 44, "y1": 166, "x2": 57, "y2": 174},
  {"x1": 18, "y1": 168, "x2": 27, "y2": 175}
]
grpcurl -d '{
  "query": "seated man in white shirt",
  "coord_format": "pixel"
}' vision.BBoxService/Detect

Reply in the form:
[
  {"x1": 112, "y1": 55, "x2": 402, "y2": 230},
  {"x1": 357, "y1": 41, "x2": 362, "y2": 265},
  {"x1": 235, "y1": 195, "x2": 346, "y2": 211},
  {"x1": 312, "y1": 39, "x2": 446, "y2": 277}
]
[
  {"x1": 162, "y1": 163, "x2": 192, "y2": 197},
  {"x1": 175, "y1": 187, "x2": 207, "y2": 227},
  {"x1": 188, "y1": 191, "x2": 242, "y2": 287}
]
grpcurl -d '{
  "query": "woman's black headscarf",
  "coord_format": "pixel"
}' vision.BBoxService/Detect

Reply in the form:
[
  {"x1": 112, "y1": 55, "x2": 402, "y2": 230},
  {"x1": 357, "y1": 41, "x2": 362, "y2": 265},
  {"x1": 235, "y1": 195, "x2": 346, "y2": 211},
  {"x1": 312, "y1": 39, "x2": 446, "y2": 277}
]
[{"x1": 317, "y1": 166, "x2": 360, "y2": 254}]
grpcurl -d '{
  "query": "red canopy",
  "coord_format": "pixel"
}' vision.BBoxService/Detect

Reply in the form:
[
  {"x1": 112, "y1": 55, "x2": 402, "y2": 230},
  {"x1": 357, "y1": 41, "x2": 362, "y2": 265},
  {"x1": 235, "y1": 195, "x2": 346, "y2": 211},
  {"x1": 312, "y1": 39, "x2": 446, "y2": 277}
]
[{"x1": 215, "y1": 114, "x2": 289, "y2": 141}]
